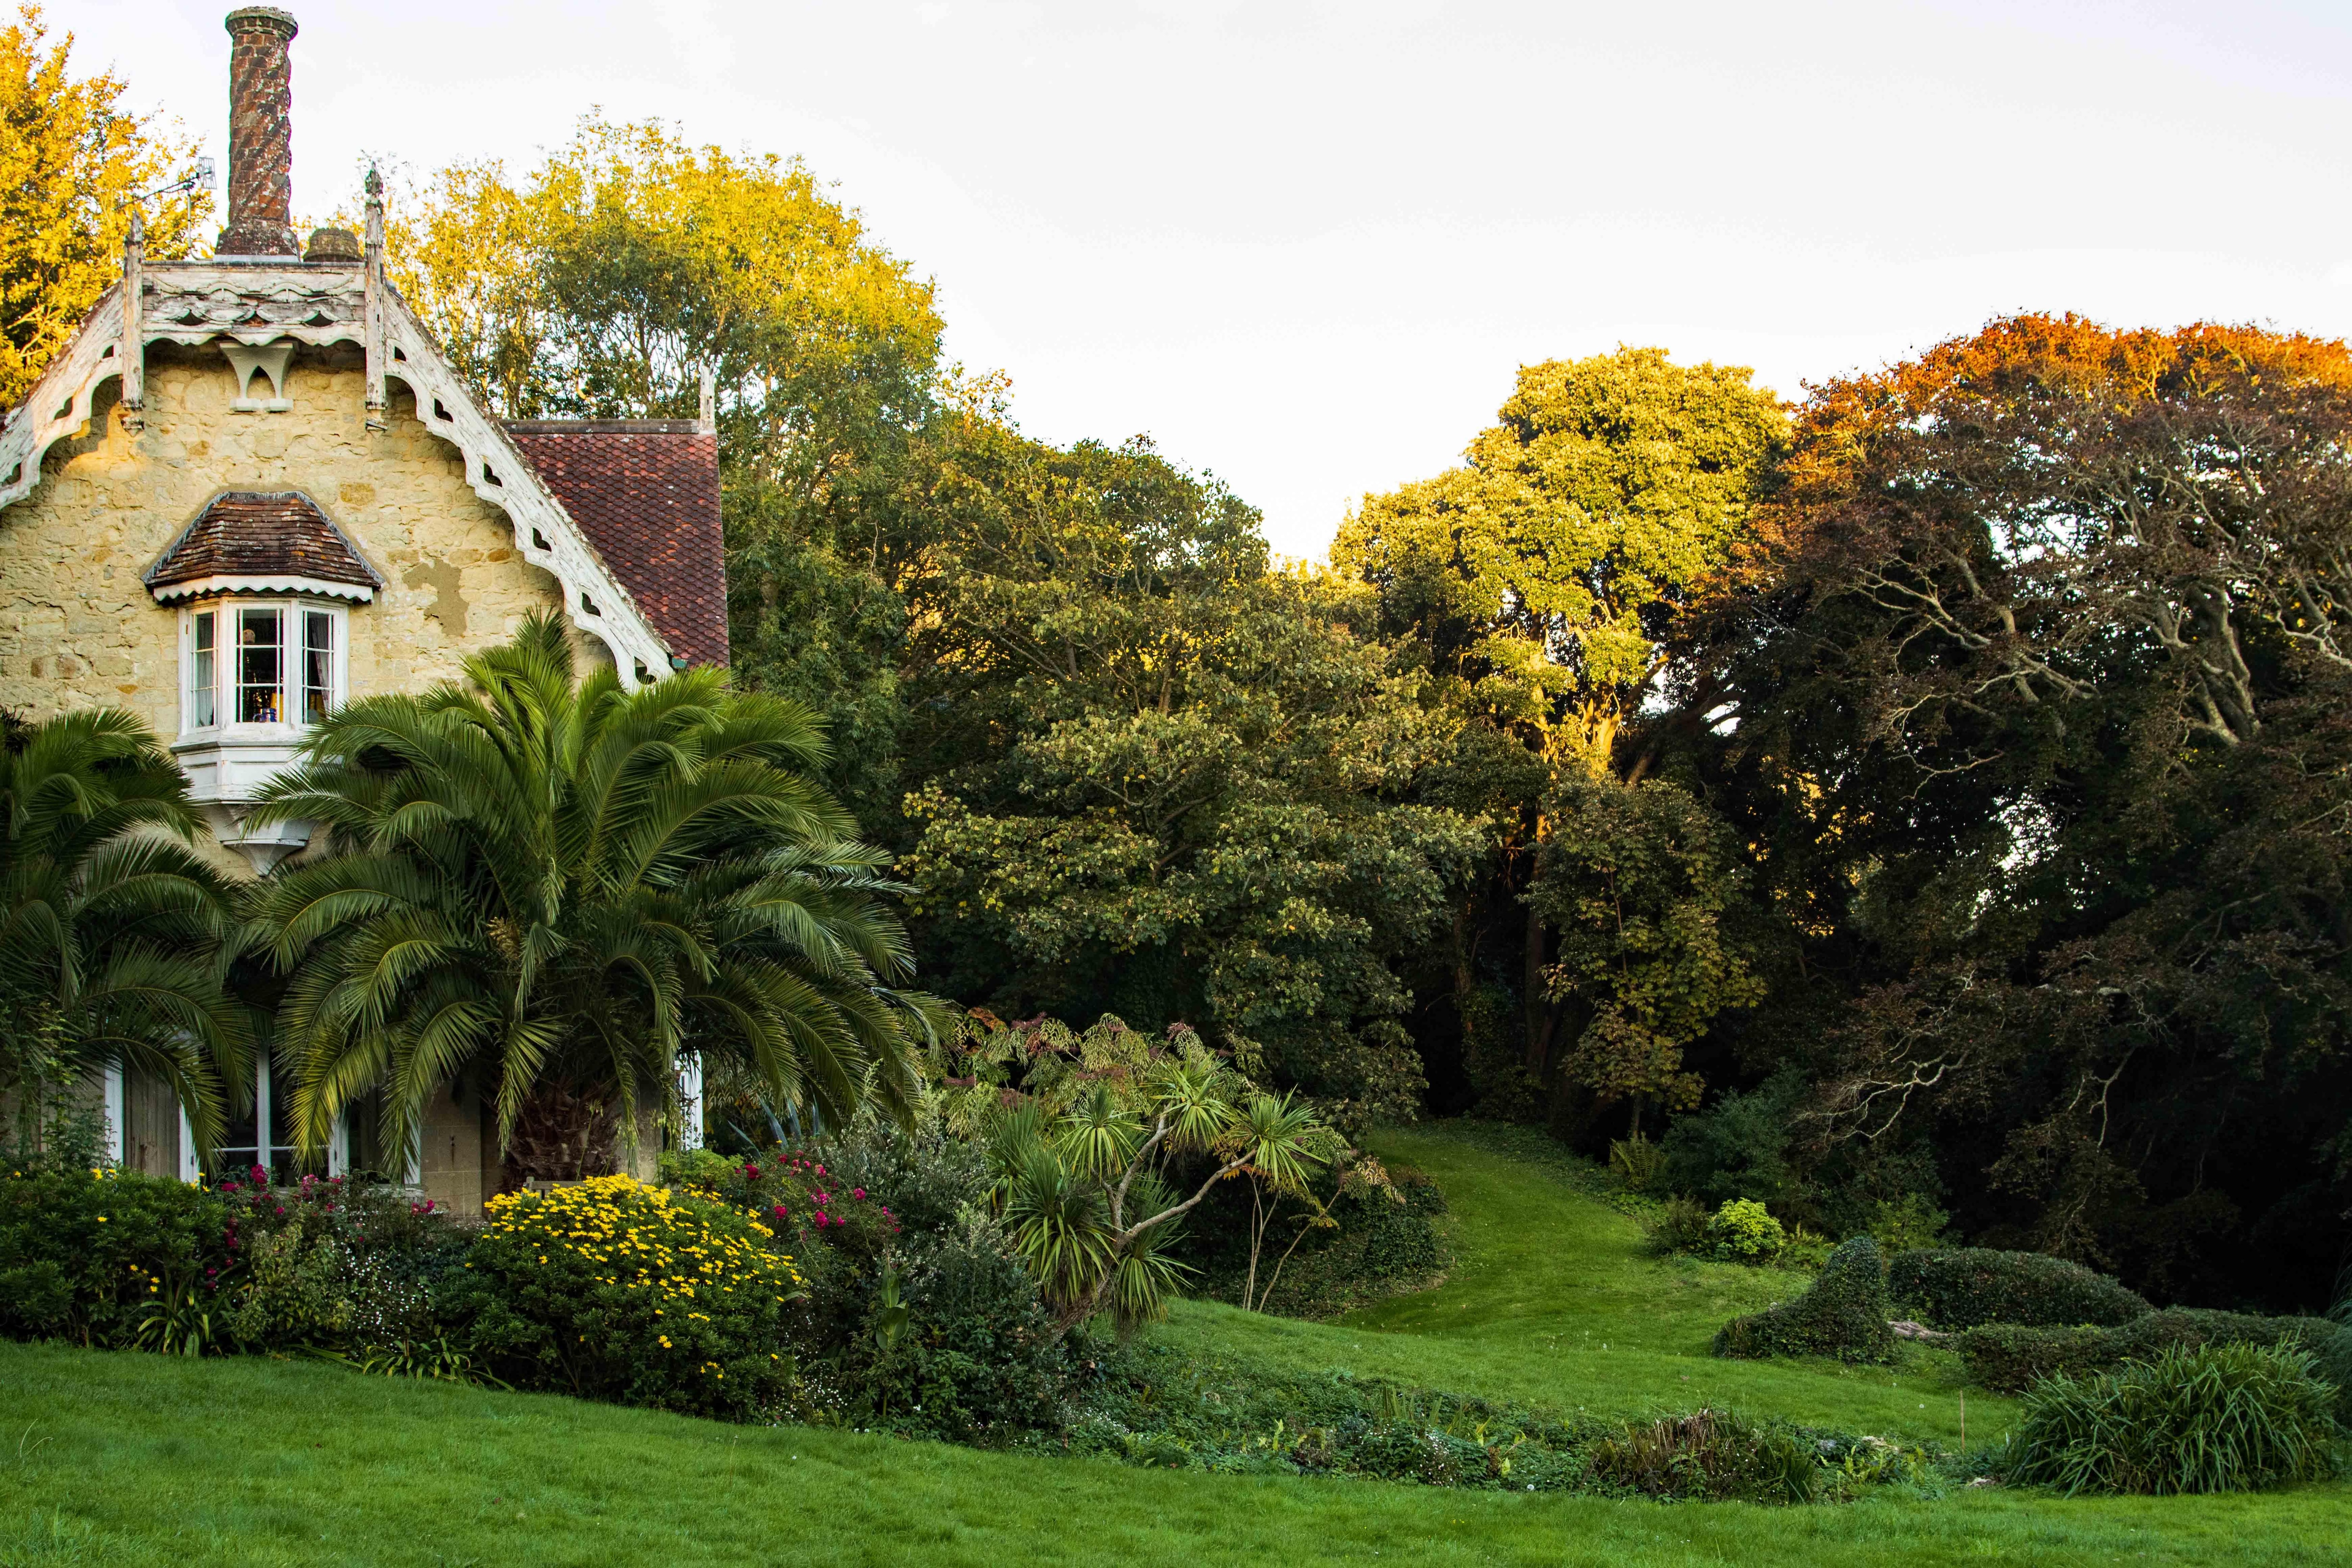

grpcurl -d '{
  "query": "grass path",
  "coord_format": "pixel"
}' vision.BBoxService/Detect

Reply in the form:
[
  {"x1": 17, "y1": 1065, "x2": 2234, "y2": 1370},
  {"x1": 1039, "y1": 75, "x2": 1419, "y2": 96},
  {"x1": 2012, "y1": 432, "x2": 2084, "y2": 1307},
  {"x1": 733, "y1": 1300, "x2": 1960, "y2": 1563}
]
[{"x1": 1160, "y1": 1124, "x2": 1998, "y2": 1444}]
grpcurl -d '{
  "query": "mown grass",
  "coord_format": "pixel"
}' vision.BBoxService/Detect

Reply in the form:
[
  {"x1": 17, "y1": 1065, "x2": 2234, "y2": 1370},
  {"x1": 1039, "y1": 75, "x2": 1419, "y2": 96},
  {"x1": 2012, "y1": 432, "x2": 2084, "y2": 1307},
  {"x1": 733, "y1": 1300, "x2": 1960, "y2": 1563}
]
[
  {"x1": 1159, "y1": 1124, "x2": 1994, "y2": 1444},
  {"x1": 2, "y1": 1120, "x2": 2343, "y2": 1564},
  {"x1": 1, "y1": 1343, "x2": 2346, "y2": 1567}
]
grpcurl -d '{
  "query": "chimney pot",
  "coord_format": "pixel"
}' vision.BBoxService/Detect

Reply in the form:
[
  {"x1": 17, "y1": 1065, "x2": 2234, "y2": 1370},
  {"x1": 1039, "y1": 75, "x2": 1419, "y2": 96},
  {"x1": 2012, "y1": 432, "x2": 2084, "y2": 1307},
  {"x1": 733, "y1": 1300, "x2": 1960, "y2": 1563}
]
[{"x1": 219, "y1": 8, "x2": 301, "y2": 255}]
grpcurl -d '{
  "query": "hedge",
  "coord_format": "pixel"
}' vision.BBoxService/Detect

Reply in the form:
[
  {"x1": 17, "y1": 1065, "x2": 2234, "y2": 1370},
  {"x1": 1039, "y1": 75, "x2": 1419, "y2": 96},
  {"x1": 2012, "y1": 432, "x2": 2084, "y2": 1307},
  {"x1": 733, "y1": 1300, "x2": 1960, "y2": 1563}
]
[
  {"x1": 1714, "y1": 1235, "x2": 1893, "y2": 1363},
  {"x1": 1887, "y1": 1248, "x2": 2150, "y2": 1331},
  {"x1": 1960, "y1": 1308, "x2": 2352, "y2": 1407}
]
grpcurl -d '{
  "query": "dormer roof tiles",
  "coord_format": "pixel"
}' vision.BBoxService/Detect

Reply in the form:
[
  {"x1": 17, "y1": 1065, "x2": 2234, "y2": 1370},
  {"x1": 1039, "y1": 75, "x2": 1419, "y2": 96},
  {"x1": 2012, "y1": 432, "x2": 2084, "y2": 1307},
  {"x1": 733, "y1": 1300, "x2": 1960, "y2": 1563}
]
[{"x1": 144, "y1": 489, "x2": 382, "y2": 601}]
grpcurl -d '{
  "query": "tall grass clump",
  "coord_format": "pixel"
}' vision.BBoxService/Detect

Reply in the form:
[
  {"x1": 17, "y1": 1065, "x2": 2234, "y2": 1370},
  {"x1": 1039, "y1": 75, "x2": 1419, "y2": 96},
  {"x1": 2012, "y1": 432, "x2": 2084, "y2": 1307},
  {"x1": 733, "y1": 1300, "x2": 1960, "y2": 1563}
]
[{"x1": 2006, "y1": 1342, "x2": 2341, "y2": 1496}]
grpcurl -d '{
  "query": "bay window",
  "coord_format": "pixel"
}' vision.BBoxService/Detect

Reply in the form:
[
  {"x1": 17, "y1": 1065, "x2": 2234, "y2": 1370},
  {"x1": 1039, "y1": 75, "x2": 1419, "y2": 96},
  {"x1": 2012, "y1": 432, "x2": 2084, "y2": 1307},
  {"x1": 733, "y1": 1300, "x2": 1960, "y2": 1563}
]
[{"x1": 181, "y1": 598, "x2": 345, "y2": 738}]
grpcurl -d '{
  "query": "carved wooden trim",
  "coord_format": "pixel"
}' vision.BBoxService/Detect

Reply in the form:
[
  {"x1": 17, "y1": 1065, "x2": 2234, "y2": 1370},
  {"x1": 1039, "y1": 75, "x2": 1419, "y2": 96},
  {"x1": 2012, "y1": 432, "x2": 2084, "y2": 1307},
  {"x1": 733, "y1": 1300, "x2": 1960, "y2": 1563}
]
[{"x1": 0, "y1": 267, "x2": 675, "y2": 687}]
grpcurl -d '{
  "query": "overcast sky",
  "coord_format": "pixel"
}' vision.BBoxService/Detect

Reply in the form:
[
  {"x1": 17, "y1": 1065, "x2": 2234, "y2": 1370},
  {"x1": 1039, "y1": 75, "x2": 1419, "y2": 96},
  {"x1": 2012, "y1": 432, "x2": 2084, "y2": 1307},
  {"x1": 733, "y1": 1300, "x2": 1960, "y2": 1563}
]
[{"x1": 73, "y1": 1, "x2": 2352, "y2": 560}]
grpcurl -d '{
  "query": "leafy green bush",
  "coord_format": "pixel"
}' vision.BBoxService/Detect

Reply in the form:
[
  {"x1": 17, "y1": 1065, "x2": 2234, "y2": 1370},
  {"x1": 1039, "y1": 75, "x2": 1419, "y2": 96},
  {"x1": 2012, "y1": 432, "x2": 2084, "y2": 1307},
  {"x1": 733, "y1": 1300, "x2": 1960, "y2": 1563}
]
[
  {"x1": 454, "y1": 1175, "x2": 802, "y2": 1419},
  {"x1": 1714, "y1": 1235, "x2": 1894, "y2": 1362},
  {"x1": 1705, "y1": 1198, "x2": 1787, "y2": 1263},
  {"x1": 1643, "y1": 1193, "x2": 1711, "y2": 1256},
  {"x1": 1590, "y1": 1408, "x2": 1821, "y2": 1503},
  {"x1": 0, "y1": 1168, "x2": 230, "y2": 1344},
  {"x1": 1960, "y1": 1308, "x2": 2352, "y2": 1401},
  {"x1": 673, "y1": 1113, "x2": 1078, "y2": 1441},
  {"x1": 1660, "y1": 1072, "x2": 1802, "y2": 1206},
  {"x1": 1888, "y1": 1248, "x2": 2150, "y2": 1330},
  {"x1": 2005, "y1": 1343, "x2": 2340, "y2": 1495},
  {"x1": 1863, "y1": 1193, "x2": 1949, "y2": 1254}
]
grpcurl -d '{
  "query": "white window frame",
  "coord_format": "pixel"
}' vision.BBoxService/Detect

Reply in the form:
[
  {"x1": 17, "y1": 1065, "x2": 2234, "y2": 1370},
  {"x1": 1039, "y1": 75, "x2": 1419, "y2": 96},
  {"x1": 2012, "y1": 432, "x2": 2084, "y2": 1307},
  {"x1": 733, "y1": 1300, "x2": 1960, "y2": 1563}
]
[{"x1": 178, "y1": 597, "x2": 349, "y2": 740}]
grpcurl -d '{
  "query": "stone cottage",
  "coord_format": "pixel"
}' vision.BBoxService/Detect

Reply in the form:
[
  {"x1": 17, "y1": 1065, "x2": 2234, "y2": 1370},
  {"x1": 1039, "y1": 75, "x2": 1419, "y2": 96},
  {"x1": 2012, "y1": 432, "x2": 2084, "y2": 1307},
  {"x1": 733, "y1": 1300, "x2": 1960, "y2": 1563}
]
[{"x1": 0, "y1": 8, "x2": 726, "y2": 1212}]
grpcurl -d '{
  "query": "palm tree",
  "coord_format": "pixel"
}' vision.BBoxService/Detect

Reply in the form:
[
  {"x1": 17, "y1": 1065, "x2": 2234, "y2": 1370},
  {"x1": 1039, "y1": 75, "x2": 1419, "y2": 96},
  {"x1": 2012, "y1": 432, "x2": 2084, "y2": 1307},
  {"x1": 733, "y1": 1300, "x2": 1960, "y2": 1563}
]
[
  {"x1": 0, "y1": 708, "x2": 250, "y2": 1154},
  {"x1": 245, "y1": 614, "x2": 938, "y2": 1182}
]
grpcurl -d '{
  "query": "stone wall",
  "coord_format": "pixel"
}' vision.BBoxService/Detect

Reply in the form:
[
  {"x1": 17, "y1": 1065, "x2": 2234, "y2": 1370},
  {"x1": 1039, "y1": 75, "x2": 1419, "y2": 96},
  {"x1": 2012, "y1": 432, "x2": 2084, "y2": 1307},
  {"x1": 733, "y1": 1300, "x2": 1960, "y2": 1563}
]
[{"x1": 0, "y1": 339, "x2": 607, "y2": 814}]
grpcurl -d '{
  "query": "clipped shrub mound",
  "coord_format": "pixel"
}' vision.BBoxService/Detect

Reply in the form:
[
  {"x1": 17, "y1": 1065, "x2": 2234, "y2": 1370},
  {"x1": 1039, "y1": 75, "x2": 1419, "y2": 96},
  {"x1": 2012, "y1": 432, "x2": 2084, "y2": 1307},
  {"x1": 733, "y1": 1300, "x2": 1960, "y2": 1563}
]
[
  {"x1": 1961, "y1": 1307, "x2": 2352, "y2": 1401},
  {"x1": 1704, "y1": 1198, "x2": 1787, "y2": 1263},
  {"x1": 1888, "y1": 1248, "x2": 2150, "y2": 1330},
  {"x1": 1713, "y1": 1235, "x2": 1893, "y2": 1362},
  {"x1": 456, "y1": 1175, "x2": 803, "y2": 1418},
  {"x1": 2006, "y1": 1342, "x2": 2340, "y2": 1495}
]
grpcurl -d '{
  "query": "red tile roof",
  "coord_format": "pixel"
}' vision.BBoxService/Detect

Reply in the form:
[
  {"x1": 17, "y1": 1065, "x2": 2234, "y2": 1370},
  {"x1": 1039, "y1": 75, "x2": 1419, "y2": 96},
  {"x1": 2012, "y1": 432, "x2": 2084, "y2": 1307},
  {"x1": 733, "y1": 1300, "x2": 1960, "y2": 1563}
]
[
  {"x1": 504, "y1": 421, "x2": 728, "y2": 669},
  {"x1": 145, "y1": 490, "x2": 382, "y2": 597}
]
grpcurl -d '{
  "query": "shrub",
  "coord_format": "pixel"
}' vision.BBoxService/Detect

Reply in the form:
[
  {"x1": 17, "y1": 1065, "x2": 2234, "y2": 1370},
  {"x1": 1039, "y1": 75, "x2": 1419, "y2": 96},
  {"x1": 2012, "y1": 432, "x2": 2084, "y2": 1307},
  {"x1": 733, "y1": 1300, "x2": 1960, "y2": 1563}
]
[
  {"x1": 1714, "y1": 1235, "x2": 1893, "y2": 1362},
  {"x1": 1888, "y1": 1248, "x2": 2150, "y2": 1330},
  {"x1": 1607, "y1": 1132, "x2": 1665, "y2": 1193},
  {"x1": 676, "y1": 1113, "x2": 1078, "y2": 1441},
  {"x1": 455, "y1": 1175, "x2": 802, "y2": 1419},
  {"x1": 1961, "y1": 1307, "x2": 2352, "y2": 1401},
  {"x1": 1589, "y1": 1409, "x2": 1821, "y2": 1503},
  {"x1": 1659, "y1": 1072, "x2": 1802, "y2": 1206},
  {"x1": 1863, "y1": 1193, "x2": 1949, "y2": 1254},
  {"x1": 0, "y1": 1168, "x2": 230, "y2": 1344},
  {"x1": 2005, "y1": 1343, "x2": 2340, "y2": 1495},
  {"x1": 1705, "y1": 1199, "x2": 1786, "y2": 1263},
  {"x1": 1644, "y1": 1193, "x2": 1711, "y2": 1256}
]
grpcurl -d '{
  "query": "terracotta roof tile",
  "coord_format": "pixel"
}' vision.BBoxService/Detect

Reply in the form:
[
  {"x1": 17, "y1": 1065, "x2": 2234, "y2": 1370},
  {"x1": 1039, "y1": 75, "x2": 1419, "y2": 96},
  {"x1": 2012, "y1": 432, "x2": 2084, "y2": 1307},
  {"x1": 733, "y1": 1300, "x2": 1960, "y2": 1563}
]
[
  {"x1": 145, "y1": 490, "x2": 381, "y2": 597},
  {"x1": 503, "y1": 423, "x2": 728, "y2": 669}
]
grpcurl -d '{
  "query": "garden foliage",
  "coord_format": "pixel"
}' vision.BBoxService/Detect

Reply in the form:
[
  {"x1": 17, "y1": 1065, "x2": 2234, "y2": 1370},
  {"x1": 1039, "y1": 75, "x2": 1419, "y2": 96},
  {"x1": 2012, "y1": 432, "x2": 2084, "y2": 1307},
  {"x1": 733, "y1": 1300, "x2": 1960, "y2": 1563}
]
[
  {"x1": 1960, "y1": 1308, "x2": 2352, "y2": 1402},
  {"x1": 1589, "y1": 1409, "x2": 1823, "y2": 1504},
  {"x1": 2004, "y1": 1343, "x2": 2341, "y2": 1496},
  {"x1": 455, "y1": 1175, "x2": 803, "y2": 1419},
  {"x1": 667, "y1": 1116, "x2": 1074, "y2": 1442},
  {"x1": 1888, "y1": 1248, "x2": 2151, "y2": 1331},
  {"x1": 1713, "y1": 1235, "x2": 1893, "y2": 1362}
]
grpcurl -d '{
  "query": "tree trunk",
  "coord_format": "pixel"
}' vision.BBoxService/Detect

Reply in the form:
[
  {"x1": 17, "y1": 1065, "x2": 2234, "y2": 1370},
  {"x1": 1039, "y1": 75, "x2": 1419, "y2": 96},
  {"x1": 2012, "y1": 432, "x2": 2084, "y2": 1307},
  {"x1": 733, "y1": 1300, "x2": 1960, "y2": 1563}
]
[{"x1": 499, "y1": 1081, "x2": 620, "y2": 1191}]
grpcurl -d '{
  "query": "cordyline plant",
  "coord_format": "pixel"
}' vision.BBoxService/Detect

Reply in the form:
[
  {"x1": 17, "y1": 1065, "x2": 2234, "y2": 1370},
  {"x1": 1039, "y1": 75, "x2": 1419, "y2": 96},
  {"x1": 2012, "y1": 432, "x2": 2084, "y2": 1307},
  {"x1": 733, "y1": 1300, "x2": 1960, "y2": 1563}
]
[{"x1": 926, "y1": 1011, "x2": 1346, "y2": 1335}]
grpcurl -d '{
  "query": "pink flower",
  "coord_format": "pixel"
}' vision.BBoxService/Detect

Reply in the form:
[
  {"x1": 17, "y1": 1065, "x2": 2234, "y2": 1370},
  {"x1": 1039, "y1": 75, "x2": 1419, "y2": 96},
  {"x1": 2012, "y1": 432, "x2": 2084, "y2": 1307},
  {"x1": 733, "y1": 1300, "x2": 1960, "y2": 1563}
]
[
  {"x1": 852, "y1": 1188, "x2": 865, "y2": 1201},
  {"x1": 745, "y1": 1163, "x2": 762, "y2": 1181},
  {"x1": 772, "y1": 1204, "x2": 788, "y2": 1220},
  {"x1": 814, "y1": 1165, "x2": 826, "y2": 1176}
]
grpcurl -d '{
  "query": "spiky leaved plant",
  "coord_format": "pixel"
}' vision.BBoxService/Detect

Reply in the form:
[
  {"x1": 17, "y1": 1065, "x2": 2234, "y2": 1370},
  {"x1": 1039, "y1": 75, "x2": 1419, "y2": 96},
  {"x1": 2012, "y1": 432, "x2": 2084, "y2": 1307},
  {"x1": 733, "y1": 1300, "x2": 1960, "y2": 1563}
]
[
  {"x1": 246, "y1": 614, "x2": 942, "y2": 1183},
  {"x1": 0, "y1": 708, "x2": 249, "y2": 1154}
]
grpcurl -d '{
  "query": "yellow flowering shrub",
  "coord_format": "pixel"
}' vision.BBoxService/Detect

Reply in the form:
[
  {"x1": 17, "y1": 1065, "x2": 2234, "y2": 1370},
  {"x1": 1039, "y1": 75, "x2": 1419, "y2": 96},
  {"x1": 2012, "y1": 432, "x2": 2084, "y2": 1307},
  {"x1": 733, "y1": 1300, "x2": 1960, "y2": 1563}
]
[{"x1": 456, "y1": 1175, "x2": 803, "y2": 1418}]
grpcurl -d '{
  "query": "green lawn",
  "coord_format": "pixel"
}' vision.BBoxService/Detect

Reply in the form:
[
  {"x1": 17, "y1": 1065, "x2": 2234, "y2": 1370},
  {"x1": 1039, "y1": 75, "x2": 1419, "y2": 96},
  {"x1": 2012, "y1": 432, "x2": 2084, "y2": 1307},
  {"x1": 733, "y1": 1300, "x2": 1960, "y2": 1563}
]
[
  {"x1": 1, "y1": 1121, "x2": 2344, "y2": 1565},
  {"x1": 1160, "y1": 1125, "x2": 1997, "y2": 1445}
]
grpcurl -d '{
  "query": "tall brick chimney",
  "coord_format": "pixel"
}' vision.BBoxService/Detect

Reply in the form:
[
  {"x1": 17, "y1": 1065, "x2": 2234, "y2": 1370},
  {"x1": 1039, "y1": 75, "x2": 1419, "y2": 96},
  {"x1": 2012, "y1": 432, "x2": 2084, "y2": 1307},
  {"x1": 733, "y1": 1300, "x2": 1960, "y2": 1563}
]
[{"x1": 218, "y1": 8, "x2": 300, "y2": 255}]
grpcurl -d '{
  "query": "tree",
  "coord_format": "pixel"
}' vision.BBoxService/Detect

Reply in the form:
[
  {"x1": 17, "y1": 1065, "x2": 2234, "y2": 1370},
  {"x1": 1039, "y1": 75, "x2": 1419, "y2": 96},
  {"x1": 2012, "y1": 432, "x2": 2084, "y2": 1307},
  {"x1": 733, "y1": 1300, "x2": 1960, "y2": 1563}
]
[
  {"x1": 246, "y1": 615, "x2": 940, "y2": 1184},
  {"x1": 1672, "y1": 314, "x2": 2352, "y2": 1304},
  {"x1": 386, "y1": 113, "x2": 947, "y2": 819},
  {"x1": 893, "y1": 429, "x2": 1484, "y2": 1123},
  {"x1": 1527, "y1": 770, "x2": 1762, "y2": 1132},
  {"x1": 1335, "y1": 347, "x2": 1786, "y2": 777},
  {"x1": 0, "y1": 6, "x2": 210, "y2": 410},
  {"x1": 1335, "y1": 348, "x2": 1786, "y2": 1116},
  {"x1": 926, "y1": 1011, "x2": 1343, "y2": 1334},
  {"x1": 0, "y1": 709, "x2": 249, "y2": 1154}
]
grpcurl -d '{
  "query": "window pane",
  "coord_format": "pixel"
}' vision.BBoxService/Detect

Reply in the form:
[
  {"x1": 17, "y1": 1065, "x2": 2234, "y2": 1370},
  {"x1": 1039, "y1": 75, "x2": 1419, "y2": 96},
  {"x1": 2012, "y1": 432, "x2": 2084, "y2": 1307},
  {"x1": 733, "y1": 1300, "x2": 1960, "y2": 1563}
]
[
  {"x1": 238, "y1": 607, "x2": 283, "y2": 724},
  {"x1": 303, "y1": 611, "x2": 334, "y2": 722},
  {"x1": 190, "y1": 611, "x2": 216, "y2": 729}
]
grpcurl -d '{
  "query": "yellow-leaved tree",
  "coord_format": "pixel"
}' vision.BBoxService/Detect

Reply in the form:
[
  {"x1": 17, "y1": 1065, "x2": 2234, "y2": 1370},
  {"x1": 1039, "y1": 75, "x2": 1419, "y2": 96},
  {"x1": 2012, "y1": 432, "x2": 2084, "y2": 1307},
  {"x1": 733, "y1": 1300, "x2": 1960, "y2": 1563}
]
[{"x1": 0, "y1": 5, "x2": 211, "y2": 409}]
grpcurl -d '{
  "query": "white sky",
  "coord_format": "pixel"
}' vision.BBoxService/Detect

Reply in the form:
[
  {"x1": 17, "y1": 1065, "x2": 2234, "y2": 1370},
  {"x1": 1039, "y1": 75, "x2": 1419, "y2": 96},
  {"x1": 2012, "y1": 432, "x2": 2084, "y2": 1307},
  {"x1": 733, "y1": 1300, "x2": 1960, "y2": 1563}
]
[{"x1": 73, "y1": 0, "x2": 2352, "y2": 561}]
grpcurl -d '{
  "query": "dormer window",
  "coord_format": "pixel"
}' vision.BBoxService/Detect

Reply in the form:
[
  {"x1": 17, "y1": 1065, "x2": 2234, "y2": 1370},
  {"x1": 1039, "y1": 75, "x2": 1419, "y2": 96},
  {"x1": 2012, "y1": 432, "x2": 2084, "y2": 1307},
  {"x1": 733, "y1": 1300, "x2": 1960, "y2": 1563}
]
[
  {"x1": 146, "y1": 492, "x2": 381, "y2": 870},
  {"x1": 181, "y1": 598, "x2": 344, "y2": 736}
]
